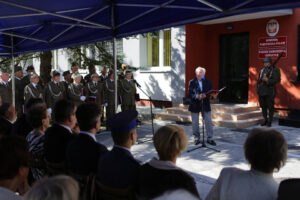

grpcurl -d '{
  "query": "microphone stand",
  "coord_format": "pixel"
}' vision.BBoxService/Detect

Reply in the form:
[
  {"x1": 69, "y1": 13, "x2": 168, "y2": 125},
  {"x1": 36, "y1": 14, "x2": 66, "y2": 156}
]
[
  {"x1": 135, "y1": 82, "x2": 155, "y2": 144},
  {"x1": 187, "y1": 94, "x2": 220, "y2": 153}
]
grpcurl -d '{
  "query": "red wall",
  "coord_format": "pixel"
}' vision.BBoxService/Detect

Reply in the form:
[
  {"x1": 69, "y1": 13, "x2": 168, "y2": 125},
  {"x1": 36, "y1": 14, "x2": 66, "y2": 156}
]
[{"x1": 186, "y1": 9, "x2": 300, "y2": 110}]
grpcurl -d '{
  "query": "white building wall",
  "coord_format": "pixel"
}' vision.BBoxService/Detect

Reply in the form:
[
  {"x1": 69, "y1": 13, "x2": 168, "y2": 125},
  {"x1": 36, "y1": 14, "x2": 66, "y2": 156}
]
[{"x1": 124, "y1": 26, "x2": 186, "y2": 104}]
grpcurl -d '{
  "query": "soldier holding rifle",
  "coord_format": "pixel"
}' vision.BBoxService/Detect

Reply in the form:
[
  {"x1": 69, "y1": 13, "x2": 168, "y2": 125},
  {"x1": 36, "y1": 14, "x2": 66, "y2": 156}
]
[{"x1": 257, "y1": 57, "x2": 281, "y2": 127}]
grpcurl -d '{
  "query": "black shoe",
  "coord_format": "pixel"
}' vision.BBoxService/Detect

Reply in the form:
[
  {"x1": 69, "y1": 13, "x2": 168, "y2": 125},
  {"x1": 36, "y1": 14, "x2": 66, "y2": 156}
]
[
  {"x1": 260, "y1": 120, "x2": 268, "y2": 126},
  {"x1": 207, "y1": 140, "x2": 216, "y2": 146},
  {"x1": 194, "y1": 139, "x2": 201, "y2": 145},
  {"x1": 266, "y1": 121, "x2": 272, "y2": 127}
]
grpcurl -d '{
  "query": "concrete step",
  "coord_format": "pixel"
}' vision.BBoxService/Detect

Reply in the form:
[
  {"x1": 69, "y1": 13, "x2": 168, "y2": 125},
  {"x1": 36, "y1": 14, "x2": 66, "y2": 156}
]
[
  {"x1": 213, "y1": 117, "x2": 264, "y2": 129},
  {"x1": 211, "y1": 104, "x2": 259, "y2": 113},
  {"x1": 155, "y1": 113, "x2": 191, "y2": 123},
  {"x1": 212, "y1": 110, "x2": 262, "y2": 121}
]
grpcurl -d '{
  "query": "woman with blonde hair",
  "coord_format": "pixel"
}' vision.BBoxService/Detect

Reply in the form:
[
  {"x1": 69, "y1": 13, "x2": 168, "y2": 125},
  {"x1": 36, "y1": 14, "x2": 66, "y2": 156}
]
[
  {"x1": 23, "y1": 175, "x2": 79, "y2": 200},
  {"x1": 139, "y1": 124, "x2": 200, "y2": 199}
]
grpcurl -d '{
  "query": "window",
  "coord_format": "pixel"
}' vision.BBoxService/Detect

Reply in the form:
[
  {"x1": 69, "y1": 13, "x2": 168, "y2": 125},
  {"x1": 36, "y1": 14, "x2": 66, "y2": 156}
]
[{"x1": 146, "y1": 30, "x2": 171, "y2": 67}]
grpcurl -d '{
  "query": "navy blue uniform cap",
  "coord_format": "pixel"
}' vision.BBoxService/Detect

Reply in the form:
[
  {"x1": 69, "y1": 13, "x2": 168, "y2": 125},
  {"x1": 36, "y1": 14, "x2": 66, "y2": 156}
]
[{"x1": 107, "y1": 110, "x2": 138, "y2": 132}]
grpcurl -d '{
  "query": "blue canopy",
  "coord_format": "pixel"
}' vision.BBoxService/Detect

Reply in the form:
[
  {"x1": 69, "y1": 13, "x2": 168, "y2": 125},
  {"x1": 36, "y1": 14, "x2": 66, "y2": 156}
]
[{"x1": 1, "y1": 0, "x2": 300, "y2": 55}]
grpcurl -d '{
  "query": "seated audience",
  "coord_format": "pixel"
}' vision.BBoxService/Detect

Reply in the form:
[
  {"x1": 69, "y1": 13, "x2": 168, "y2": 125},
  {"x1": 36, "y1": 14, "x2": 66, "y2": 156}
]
[
  {"x1": 11, "y1": 98, "x2": 44, "y2": 138},
  {"x1": 97, "y1": 110, "x2": 141, "y2": 189},
  {"x1": 0, "y1": 136, "x2": 30, "y2": 199},
  {"x1": 206, "y1": 127, "x2": 287, "y2": 200},
  {"x1": 0, "y1": 103, "x2": 16, "y2": 137},
  {"x1": 139, "y1": 124, "x2": 200, "y2": 199},
  {"x1": 66, "y1": 103, "x2": 108, "y2": 175},
  {"x1": 26, "y1": 104, "x2": 49, "y2": 181},
  {"x1": 23, "y1": 175, "x2": 79, "y2": 200},
  {"x1": 44, "y1": 99, "x2": 76, "y2": 172}
]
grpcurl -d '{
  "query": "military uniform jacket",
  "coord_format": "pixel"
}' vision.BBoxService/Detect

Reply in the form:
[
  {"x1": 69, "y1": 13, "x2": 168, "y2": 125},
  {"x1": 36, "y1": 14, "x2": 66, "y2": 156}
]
[
  {"x1": 85, "y1": 81, "x2": 104, "y2": 106},
  {"x1": 24, "y1": 83, "x2": 44, "y2": 103},
  {"x1": 256, "y1": 66, "x2": 281, "y2": 97},
  {"x1": 104, "y1": 79, "x2": 119, "y2": 106},
  {"x1": 67, "y1": 83, "x2": 84, "y2": 106},
  {"x1": 99, "y1": 75, "x2": 107, "y2": 83},
  {"x1": 0, "y1": 81, "x2": 12, "y2": 104},
  {"x1": 11, "y1": 78, "x2": 25, "y2": 107},
  {"x1": 119, "y1": 79, "x2": 136, "y2": 106},
  {"x1": 44, "y1": 81, "x2": 65, "y2": 109}
]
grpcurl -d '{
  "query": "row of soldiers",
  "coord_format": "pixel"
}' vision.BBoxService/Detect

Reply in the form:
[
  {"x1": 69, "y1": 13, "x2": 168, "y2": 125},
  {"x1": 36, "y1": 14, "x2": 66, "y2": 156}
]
[{"x1": 0, "y1": 63, "x2": 138, "y2": 121}]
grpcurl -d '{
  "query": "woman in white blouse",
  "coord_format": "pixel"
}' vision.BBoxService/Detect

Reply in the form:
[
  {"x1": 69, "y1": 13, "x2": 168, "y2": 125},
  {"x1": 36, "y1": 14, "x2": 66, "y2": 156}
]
[{"x1": 206, "y1": 128, "x2": 287, "y2": 200}]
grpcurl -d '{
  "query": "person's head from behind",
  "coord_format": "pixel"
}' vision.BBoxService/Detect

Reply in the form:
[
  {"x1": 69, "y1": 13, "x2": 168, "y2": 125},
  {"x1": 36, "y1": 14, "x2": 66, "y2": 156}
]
[
  {"x1": 54, "y1": 99, "x2": 76, "y2": 129},
  {"x1": 76, "y1": 103, "x2": 101, "y2": 134},
  {"x1": 195, "y1": 66, "x2": 206, "y2": 80},
  {"x1": 24, "y1": 175, "x2": 79, "y2": 200},
  {"x1": 0, "y1": 102, "x2": 16, "y2": 122},
  {"x1": 24, "y1": 98, "x2": 44, "y2": 113},
  {"x1": 27, "y1": 104, "x2": 49, "y2": 132},
  {"x1": 0, "y1": 136, "x2": 30, "y2": 192},
  {"x1": 153, "y1": 124, "x2": 188, "y2": 163},
  {"x1": 107, "y1": 110, "x2": 138, "y2": 148},
  {"x1": 244, "y1": 128, "x2": 287, "y2": 174}
]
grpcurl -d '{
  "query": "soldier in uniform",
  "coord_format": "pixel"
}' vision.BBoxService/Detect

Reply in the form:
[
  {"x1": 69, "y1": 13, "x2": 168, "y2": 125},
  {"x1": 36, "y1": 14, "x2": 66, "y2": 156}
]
[
  {"x1": 99, "y1": 66, "x2": 108, "y2": 83},
  {"x1": 257, "y1": 57, "x2": 281, "y2": 127},
  {"x1": 10, "y1": 66, "x2": 24, "y2": 117},
  {"x1": 84, "y1": 64, "x2": 96, "y2": 85},
  {"x1": 0, "y1": 69, "x2": 12, "y2": 104},
  {"x1": 119, "y1": 71, "x2": 136, "y2": 111},
  {"x1": 24, "y1": 73, "x2": 44, "y2": 104},
  {"x1": 71, "y1": 62, "x2": 84, "y2": 84},
  {"x1": 104, "y1": 71, "x2": 119, "y2": 120},
  {"x1": 62, "y1": 70, "x2": 72, "y2": 100},
  {"x1": 67, "y1": 73, "x2": 86, "y2": 107},
  {"x1": 44, "y1": 70, "x2": 65, "y2": 112},
  {"x1": 118, "y1": 64, "x2": 128, "y2": 80},
  {"x1": 86, "y1": 73, "x2": 104, "y2": 108},
  {"x1": 22, "y1": 65, "x2": 35, "y2": 86}
]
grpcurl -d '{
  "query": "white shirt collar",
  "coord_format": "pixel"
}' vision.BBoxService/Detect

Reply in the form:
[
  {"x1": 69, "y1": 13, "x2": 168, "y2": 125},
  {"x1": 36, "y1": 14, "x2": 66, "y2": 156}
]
[
  {"x1": 75, "y1": 83, "x2": 79, "y2": 86},
  {"x1": 1, "y1": 80, "x2": 8, "y2": 85},
  {"x1": 16, "y1": 77, "x2": 21, "y2": 80},
  {"x1": 57, "y1": 124, "x2": 72, "y2": 133},
  {"x1": 114, "y1": 145, "x2": 131, "y2": 153},
  {"x1": 92, "y1": 81, "x2": 97, "y2": 85},
  {"x1": 80, "y1": 131, "x2": 97, "y2": 142},
  {"x1": 53, "y1": 80, "x2": 59, "y2": 84},
  {"x1": 31, "y1": 83, "x2": 37, "y2": 88},
  {"x1": 148, "y1": 157, "x2": 180, "y2": 170}
]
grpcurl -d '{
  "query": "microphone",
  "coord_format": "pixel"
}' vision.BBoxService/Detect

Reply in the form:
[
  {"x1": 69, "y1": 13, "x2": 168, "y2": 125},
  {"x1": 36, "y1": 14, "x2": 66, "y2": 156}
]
[{"x1": 133, "y1": 80, "x2": 141, "y2": 88}]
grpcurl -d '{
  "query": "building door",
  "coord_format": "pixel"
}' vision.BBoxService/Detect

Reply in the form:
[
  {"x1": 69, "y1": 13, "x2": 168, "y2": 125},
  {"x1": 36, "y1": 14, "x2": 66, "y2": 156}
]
[{"x1": 219, "y1": 32, "x2": 249, "y2": 103}]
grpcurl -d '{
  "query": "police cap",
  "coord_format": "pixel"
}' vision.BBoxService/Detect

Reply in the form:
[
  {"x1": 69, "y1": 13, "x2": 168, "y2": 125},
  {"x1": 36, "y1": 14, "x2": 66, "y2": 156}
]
[
  {"x1": 107, "y1": 110, "x2": 138, "y2": 133},
  {"x1": 14, "y1": 66, "x2": 22, "y2": 72}
]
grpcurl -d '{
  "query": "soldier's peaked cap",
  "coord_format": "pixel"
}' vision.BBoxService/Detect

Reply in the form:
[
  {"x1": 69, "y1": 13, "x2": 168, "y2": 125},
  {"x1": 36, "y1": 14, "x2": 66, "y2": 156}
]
[
  {"x1": 107, "y1": 110, "x2": 138, "y2": 132},
  {"x1": 263, "y1": 57, "x2": 272, "y2": 63}
]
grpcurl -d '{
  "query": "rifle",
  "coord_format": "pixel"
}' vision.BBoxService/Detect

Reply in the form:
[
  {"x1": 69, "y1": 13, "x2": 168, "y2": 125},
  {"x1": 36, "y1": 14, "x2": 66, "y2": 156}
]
[{"x1": 258, "y1": 52, "x2": 283, "y2": 83}]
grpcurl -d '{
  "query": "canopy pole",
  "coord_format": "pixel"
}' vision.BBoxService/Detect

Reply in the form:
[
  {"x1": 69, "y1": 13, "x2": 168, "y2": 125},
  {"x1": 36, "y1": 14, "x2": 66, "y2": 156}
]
[
  {"x1": 11, "y1": 36, "x2": 15, "y2": 107},
  {"x1": 111, "y1": 2, "x2": 118, "y2": 113}
]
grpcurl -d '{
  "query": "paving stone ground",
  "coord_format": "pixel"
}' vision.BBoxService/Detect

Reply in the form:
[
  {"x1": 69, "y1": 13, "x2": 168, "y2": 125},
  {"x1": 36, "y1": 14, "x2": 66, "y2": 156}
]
[{"x1": 96, "y1": 118, "x2": 300, "y2": 199}]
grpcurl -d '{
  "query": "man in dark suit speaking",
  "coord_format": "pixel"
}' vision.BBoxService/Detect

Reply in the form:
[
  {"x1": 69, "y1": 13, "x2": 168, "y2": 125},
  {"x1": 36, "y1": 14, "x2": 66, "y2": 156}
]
[{"x1": 188, "y1": 66, "x2": 217, "y2": 146}]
